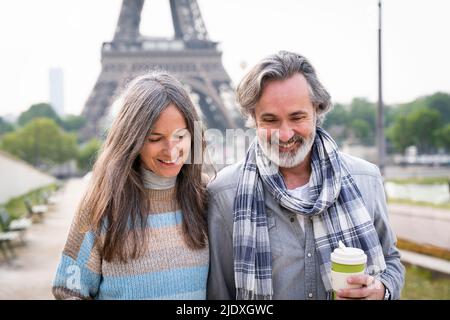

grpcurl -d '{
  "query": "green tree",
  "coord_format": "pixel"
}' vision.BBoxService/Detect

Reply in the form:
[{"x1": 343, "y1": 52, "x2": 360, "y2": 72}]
[
  {"x1": 348, "y1": 98, "x2": 376, "y2": 145},
  {"x1": 61, "y1": 115, "x2": 86, "y2": 132},
  {"x1": 436, "y1": 124, "x2": 450, "y2": 151},
  {"x1": 407, "y1": 108, "x2": 442, "y2": 153},
  {"x1": 391, "y1": 92, "x2": 450, "y2": 125},
  {"x1": 1, "y1": 118, "x2": 77, "y2": 166},
  {"x1": 386, "y1": 116, "x2": 415, "y2": 153},
  {"x1": 426, "y1": 92, "x2": 450, "y2": 124},
  {"x1": 350, "y1": 119, "x2": 371, "y2": 145},
  {"x1": 349, "y1": 98, "x2": 376, "y2": 125},
  {"x1": 0, "y1": 117, "x2": 14, "y2": 135},
  {"x1": 323, "y1": 103, "x2": 350, "y2": 145},
  {"x1": 323, "y1": 103, "x2": 349, "y2": 128},
  {"x1": 388, "y1": 92, "x2": 450, "y2": 152},
  {"x1": 322, "y1": 93, "x2": 450, "y2": 151},
  {"x1": 17, "y1": 103, "x2": 61, "y2": 127},
  {"x1": 387, "y1": 108, "x2": 442, "y2": 153},
  {"x1": 384, "y1": 105, "x2": 397, "y2": 128},
  {"x1": 77, "y1": 138, "x2": 102, "y2": 173}
]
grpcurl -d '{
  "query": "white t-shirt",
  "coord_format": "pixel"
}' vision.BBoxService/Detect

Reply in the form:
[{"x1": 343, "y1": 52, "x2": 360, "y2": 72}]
[{"x1": 287, "y1": 183, "x2": 310, "y2": 231}]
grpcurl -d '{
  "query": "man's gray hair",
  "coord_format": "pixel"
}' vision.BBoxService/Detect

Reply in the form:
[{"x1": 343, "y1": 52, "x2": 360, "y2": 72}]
[{"x1": 236, "y1": 51, "x2": 332, "y2": 126}]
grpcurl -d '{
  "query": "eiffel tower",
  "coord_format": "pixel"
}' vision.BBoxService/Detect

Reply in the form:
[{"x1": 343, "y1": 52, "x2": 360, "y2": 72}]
[{"x1": 81, "y1": 0, "x2": 244, "y2": 140}]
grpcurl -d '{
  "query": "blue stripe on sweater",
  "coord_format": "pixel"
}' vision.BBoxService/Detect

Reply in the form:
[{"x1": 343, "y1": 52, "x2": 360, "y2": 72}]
[
  {"x1": 100, "y1": 210, "x2": 183, "y2": 233},
  {"x1": 146, "y1": 210, "x2": 183, "y2": 228},
  {"x1": 96, "y1": 265, "x2": 208, "y2": 300},
  {"x1": 53, "y1": 253, "x2": 101, "y2": 298},
  {"x1": 77, "y1": 231, "x2": 96, "y2": 266}
]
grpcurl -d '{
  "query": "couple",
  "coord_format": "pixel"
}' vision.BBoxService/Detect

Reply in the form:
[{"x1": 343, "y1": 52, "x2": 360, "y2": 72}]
[{"x1": 52, "y1": 51, "x2": 404, "y2": 300}]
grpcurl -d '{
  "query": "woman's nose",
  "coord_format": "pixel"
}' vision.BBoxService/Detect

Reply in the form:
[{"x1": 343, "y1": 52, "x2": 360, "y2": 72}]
[{"x1": 162, "y1": 140, "x2": 180, "y2": 157}]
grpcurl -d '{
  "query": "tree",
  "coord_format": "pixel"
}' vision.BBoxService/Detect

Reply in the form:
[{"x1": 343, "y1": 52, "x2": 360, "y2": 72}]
[
  {"x1": 386, "y1": 116, "x2": 415, "y2": 153},
  {"x1": 350, "y1": 119, "x2": 371, "y2": 145},
  {"x1": 348, "y1": 98, "x2": 376, "y2": 146},
  {"x1": 323, "y1": 103, "x2": 349, "y2": 128},
  {"x1": 77, "y1": 138, "x2": 102, "y2": 173},
  {"x1": 436, "y1": 124, "x2": 450, "y2": 151},
  {"x1": 17, "y1": 103, "x2": 61, "y2": 127},
  {"x1": 1, "y1": 118, "x2": 77, "y2": 167},
  {"x1": 426, "y1": 92, "x2": 450, "y2": 124},
  {"x1": 322, "y1": 103, "x2": 350, "y2": 145},
  {"x1": 387, "y1": 108, "x2": 442, "y2": 153},
  {"x1": 391, "y1": 92, "x2": 450, "y2": 125},
  {"x1": 61, "y1": 115, "x2": 86, "y2": 132},
  {"x1": 384, "y1": 105, "x2": 397, "y2": 128},
  {"x1": 407, "y1": 108, "x2": 442, "y2": 153},
  {"x1": 0, "y1": 117, "x2": 14, "y2": 135},
  {"x1": 349, "y1": 98, "x2": 376, "y2": 125}
]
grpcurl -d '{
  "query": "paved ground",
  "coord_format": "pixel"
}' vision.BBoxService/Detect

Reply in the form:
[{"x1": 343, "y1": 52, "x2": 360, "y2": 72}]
[
  {"x1": 388, "y1": 203, "x2": 450, "y2": 250},
  {"x1": 0, "y1": 178, "x2": 87, "y2": 299}
]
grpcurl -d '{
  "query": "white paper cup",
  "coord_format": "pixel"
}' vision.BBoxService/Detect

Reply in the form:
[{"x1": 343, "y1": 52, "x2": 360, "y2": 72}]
[{"x1": 331, "y1": 245, "x2": 367, "y2": 293}]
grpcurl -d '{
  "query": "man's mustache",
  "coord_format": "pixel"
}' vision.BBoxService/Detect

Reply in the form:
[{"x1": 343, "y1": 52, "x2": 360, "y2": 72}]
[{"x1": 269, "y1": 134, "x2": 303, "y2": 147}]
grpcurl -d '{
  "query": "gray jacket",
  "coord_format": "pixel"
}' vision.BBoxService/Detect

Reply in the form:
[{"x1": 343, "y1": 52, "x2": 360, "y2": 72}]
[{"x1": 207, "y1": 152, "x2": 405, "y2": 300}]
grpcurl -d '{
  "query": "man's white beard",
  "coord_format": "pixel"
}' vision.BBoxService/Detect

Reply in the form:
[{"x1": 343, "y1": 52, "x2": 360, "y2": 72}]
[{"x1": 258, "y1": 129, "x2": 316, "y2": 169}]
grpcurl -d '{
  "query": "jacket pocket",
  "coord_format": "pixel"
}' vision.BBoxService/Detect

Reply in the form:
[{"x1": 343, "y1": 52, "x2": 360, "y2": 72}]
[{"x1": 266, "y1": 209, "x2": 285, "y2": 258}]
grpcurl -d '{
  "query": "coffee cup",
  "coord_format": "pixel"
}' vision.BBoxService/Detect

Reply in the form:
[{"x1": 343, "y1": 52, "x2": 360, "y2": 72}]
[{"x1": 331, "y1": 241, "x2": 367, "y2": 296}]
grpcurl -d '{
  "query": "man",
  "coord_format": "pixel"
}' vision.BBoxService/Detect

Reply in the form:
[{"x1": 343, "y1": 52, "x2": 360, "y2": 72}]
[{"x1": 207, "y1": 51, "x2": 404, "y2": 300}]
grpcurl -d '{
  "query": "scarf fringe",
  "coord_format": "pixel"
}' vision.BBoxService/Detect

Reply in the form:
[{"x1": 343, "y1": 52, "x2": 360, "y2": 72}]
[{"x1": 236, "y1": 288, "x2": 272, "y2": 300}]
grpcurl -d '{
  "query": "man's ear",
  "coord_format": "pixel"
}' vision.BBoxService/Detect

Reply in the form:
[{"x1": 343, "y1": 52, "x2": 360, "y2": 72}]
[{"x1": 314, "y1": 109, "x2": 320, "y2": 127}]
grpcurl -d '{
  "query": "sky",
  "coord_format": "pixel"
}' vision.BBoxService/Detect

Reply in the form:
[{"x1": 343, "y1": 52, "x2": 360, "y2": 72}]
[{"x1": 0, "y1": 0, "x2": 449, "y2": 118}]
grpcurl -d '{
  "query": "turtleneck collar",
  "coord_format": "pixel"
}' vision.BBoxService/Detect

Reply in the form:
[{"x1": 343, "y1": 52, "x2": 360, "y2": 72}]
[{"x1": 140, "y1": 165, "x2": 177, "y2": 190}]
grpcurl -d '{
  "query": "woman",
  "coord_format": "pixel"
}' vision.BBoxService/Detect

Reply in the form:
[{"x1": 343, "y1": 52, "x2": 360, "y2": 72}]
[{"x1": 52, "y1": 72, "x2": 209, "y2": 299}]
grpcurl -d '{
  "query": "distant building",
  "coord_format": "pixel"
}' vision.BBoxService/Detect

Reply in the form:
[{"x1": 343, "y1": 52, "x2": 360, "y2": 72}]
[{"x1": 49, "y1": 68, "x2": 64, "y2": 116}]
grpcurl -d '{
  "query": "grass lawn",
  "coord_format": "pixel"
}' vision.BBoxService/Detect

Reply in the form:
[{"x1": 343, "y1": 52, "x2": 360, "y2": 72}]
[
  {"x1": 386, "y1": 177, "x2": 450, "y2": 185},
  {"x1": 402, "y1": 265, "x2": 450, "y2": 299},
  {"x1": 388, "y1": 198, "x2": 450, "y2": 210},
  {"x1": 1, "y1": 183, "x2": 58, "y2": 219}
]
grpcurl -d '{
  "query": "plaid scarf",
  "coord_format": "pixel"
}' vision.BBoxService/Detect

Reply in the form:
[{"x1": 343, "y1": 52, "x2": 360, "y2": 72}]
[{"x1": 233, "y1": 127, "x2": 386, "y2": 300}]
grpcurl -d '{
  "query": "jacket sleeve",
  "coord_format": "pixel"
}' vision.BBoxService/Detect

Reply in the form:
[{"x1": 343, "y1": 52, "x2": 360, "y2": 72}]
[
  {"x1": 206, "y1": 193, "x2": 236, "y2": 300},
  {"x1": 372, "y1": 169, "x2": 405, "y2": 300},
  {"x1": 52, "y1": 209, "x2": 102, "y2": 300}
]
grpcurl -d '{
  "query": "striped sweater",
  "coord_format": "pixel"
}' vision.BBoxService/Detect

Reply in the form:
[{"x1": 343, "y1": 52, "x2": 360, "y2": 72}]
[{"x1": 52, "y1": 187, "x2": 209, "y2": 300}]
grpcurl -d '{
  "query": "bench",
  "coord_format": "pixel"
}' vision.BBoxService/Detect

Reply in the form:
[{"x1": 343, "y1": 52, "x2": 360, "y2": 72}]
[
  {"x1": 0, "y1": 208, "x2": 31, "y2": 244},
  {"x1": 24, "y1": 199, "x2": 48, "y2": 223},
  {"x1": 41, "y1": 191, "x2": 59, "y2": 206},
  {"x1": 0, "y1": 231, "x2": 20, "y2": 261},
  {"x1": 0, "y1": 211, "x2": 22, "y2": 261}
]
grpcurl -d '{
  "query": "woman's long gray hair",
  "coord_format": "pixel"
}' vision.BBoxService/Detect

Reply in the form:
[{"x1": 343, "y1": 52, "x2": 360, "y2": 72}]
[{"x1": 79, "y1": 71, "x2": 207, "y2": 262}]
